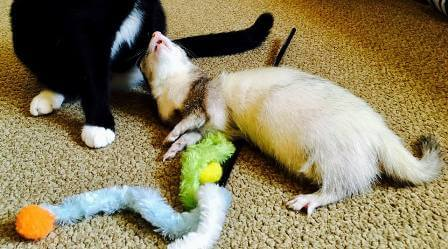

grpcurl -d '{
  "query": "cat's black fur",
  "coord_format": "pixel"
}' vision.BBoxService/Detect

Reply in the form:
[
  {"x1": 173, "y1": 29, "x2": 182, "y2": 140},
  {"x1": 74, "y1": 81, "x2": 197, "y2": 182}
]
[{"x1": 10, "y1": 0, "x2": 273, "y2": 140}]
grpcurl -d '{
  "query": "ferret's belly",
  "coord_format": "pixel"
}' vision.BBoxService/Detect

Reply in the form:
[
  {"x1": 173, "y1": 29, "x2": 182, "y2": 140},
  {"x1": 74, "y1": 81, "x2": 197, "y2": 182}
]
[
  {"x1": 220, "y1": 67, "x2": 385, "y2": 180},
  {"x1": 221, "y1": 68, "x2": 327, "y2": 174},
  {"x1": 231, "y1": 88, "x2": 312, "y2": 173}
]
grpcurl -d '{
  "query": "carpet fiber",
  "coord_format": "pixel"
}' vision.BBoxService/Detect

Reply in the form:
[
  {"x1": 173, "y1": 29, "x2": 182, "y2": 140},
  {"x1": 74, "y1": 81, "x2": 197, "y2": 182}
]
[{"x1": 1, "y1": 0, "x2": 447, "y2": 248}]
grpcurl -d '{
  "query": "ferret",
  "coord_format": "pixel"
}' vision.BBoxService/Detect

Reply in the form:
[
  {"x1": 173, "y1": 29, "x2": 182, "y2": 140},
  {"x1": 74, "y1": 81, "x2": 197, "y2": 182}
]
[{"x1": 140, "y1": 31, "x2": 444, "y2": 215}]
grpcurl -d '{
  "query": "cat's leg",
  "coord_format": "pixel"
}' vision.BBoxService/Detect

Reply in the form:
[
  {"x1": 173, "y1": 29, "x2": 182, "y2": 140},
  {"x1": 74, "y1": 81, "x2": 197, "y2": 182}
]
[
  {"x1": 30, "y1": 89, "x2": 65, "y2": 116},
  {"x1": 111, "y1": 66, "x2": 144, "y2": 91},
  {"x1": 74, "y1": 33, "x2": 116, "y2": 149},
  {"x1": 80, "y1": 77, "x2": 115, "y2": 149},
  {"x1": 164, "y1": 112, "x2": 206, "y2": 143},
  {"x1": 163, "y1": 131, "x2": 203, "y2": 161}
]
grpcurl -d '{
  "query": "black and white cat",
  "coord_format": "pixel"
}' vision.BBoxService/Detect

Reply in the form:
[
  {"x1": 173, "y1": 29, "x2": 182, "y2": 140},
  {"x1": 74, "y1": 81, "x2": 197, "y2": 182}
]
[{"x1": 10, "y1": 0, "x2": 273, "y2": 148}]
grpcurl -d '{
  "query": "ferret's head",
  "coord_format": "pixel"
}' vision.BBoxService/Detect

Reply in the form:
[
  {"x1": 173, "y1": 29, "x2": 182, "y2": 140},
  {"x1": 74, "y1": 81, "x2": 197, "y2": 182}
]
[
  {"x1": 140, "y1": 32, "x2": 200, "y2": 123},
  {"x1": 140, "y1": 32, "x2": 194, "y2": 89}
]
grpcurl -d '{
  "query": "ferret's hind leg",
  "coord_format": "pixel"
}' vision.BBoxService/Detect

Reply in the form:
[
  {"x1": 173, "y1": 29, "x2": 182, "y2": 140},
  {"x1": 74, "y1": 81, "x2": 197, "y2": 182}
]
[
  {"x1": 287, "y1": 191, "x2": 342, "y2": 216},
  {"x1": 287, "y1": 148, "x2": 378, "y2": 215}
]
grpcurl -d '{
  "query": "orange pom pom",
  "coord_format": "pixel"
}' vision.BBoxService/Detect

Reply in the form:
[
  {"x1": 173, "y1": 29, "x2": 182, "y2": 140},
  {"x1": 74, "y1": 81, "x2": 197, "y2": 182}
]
[{"x1": 16, "y1": 204, "x2": 55, "y2": 240}]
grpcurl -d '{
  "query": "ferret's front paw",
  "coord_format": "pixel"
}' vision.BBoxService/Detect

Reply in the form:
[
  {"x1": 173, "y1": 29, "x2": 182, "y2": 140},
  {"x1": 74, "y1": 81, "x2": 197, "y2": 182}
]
[
  {"x1": 162, "y1": 145, "x2": 181, "y2": 161},
  {"x1": 162, "y1": 151, "x2": 176, "y2": 162},
  {"x1": 162, "y1": 140, "x2": 188, "y2": 161},
  {"x1": 164, "y1": 131, "x2": 180, "y2": 144},
  {"x1": 81, "y1": 125, "x2": 115, "y2": 148},
  {"x1": 163, "y1": 132, "x2": 202, "y2": 161}
]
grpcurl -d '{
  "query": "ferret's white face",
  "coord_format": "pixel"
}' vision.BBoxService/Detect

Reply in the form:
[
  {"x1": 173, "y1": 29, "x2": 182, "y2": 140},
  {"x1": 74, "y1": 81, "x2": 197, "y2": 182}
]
[
  {"x1": 140, "y1": 31, "x2": 191, "y2": 84},
  {"x1": 140, "y1": 32, "x2": 197, "y2": 123}
]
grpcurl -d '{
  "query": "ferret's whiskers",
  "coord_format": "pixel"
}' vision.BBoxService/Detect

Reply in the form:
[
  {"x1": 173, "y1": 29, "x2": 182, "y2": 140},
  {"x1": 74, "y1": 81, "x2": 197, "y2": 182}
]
[
  {"x1": 176, "y1": 43, "x2": 197, "y2": 58},
  {"x1": 131, "y1": 49, "x2": 147, "y2": 66}
]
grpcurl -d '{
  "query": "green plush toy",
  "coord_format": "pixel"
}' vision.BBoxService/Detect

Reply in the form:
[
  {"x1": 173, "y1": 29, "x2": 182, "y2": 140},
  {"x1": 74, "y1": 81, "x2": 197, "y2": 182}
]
[
  {"x1": 180, "y1": 131, "x2": 236, "y2": 210},
  {"x1": 15, "y1": 131, "x2": 237, "y2": 248}
]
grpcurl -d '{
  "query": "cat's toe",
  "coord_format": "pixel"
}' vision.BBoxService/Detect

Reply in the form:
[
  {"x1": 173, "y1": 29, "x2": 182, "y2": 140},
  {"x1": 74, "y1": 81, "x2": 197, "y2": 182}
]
[
  {"x1": 30, "y1": 97, "x2": 53, "y2": 116},
  {"x1": 81, "y1": 125, "x2": 115, "y2": 148},
  {"x1": 30, "y1": 90, "x2": 65, "y2": 116}
]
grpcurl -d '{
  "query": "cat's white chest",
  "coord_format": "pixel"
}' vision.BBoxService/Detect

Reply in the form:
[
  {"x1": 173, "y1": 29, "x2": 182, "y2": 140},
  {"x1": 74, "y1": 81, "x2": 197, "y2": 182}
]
[{"x1": 111, "y1": 1, "x2": 143, "y2": 59}]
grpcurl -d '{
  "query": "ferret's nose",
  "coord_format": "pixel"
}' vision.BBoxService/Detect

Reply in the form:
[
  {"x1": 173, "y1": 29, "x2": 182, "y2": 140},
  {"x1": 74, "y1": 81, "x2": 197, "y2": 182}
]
[
  {"x1": 152, "y1": 31, "x2": 162, "y2": 38},
  {"x1": 152, "y1": 31, "x2": 165, "y2": 45}
]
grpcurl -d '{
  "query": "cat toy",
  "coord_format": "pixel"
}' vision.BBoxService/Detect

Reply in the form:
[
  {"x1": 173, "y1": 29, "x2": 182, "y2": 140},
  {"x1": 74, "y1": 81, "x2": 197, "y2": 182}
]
[
  {"x1": 180, "y1": 132, "x2": 236, "y2": 210},
  {"x1": 15, "y1": 131, "x2": 237, "y2": 249}
]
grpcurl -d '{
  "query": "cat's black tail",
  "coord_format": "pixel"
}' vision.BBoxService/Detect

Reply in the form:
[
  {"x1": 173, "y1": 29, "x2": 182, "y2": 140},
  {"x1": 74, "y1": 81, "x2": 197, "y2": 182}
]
[{"x1": 174, "y1": 13, "x2": 274, "y2": 58}]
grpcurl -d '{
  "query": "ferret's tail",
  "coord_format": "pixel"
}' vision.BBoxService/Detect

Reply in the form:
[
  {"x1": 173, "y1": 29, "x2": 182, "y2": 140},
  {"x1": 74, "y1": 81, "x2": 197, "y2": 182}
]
[
  {"x1": 174, "y1": 13, "x2": 273, "y2": 58},
  {"x1": 379, "y1": 134, "x2": 443, "y2": 184}
]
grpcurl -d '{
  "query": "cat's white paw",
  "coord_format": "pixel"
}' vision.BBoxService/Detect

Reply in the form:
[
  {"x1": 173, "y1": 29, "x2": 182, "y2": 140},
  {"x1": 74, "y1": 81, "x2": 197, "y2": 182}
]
[
  {"x1": 30, "y1": 90, "x2": 65, "y2": 116},
  {"x1": 81, "y1": 125, "x2": 115, "y2": 148}
]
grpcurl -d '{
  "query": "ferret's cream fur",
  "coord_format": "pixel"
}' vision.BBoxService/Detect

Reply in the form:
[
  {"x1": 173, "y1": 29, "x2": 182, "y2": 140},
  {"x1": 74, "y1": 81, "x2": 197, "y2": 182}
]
[{"x1": 141, "y1": 32, "x2": 444, "y2": 215}]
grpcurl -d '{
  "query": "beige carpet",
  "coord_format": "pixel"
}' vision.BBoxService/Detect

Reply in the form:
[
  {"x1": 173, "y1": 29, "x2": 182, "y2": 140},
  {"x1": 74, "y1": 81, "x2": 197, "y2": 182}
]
[{"x1": 1, "y1": 0, "x2": 447, "y2": 248}]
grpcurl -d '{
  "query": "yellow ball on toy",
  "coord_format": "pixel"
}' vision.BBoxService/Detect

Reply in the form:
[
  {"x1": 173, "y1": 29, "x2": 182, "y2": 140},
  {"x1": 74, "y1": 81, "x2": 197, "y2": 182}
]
[
  {"x1": 199, "y1": 162, "x2": 223, "y2": 184},
  {"x1": 16, "y1": 204, "x2": 55, "y2": 240}
]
